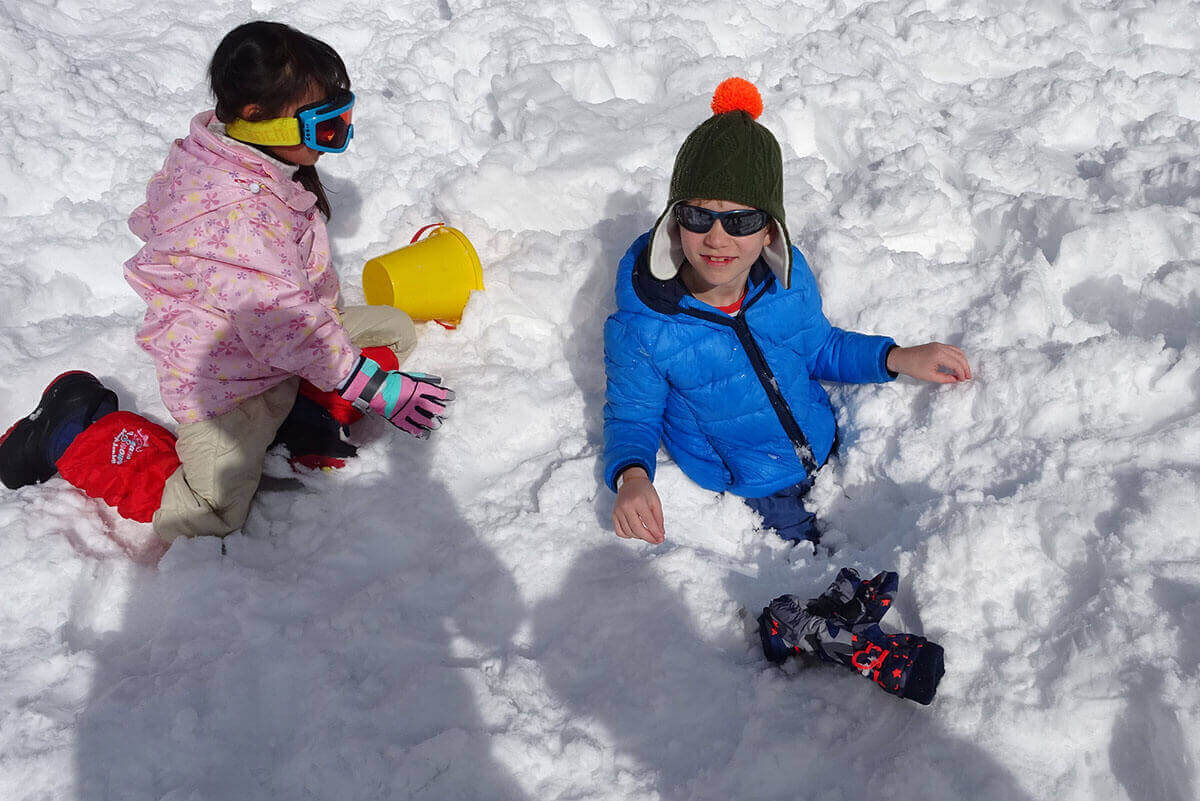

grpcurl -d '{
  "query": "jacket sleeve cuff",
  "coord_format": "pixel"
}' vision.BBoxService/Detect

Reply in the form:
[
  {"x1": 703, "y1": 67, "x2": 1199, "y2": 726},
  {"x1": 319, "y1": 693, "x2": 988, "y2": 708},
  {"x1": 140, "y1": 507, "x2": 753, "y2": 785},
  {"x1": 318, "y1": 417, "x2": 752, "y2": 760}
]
[
  {"x1": 883, "y1": 343, "x2": 899, "y2": 379},
  {"x1": 606, "y1": 459, "x2": 653, "y2": 493}
]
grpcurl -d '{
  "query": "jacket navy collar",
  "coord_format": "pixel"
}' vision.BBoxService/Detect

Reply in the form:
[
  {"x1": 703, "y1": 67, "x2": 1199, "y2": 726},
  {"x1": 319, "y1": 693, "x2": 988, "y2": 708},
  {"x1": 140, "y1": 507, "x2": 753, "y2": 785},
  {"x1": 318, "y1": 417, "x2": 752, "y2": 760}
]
[{"x1": 631, "y1": 247, "x2": 774, "y2": 318}]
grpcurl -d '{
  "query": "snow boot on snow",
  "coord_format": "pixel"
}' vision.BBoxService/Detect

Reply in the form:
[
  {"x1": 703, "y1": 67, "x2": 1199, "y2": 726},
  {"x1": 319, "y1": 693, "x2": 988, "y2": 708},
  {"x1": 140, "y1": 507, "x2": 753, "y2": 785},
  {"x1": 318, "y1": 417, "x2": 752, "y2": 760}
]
[
  {"x1": 271, "y1": 393, "x2": 358, "y2": 471},
  {"x1": 758, "y1": 568, "x2": 946, "y2": 705},
  {"x1": 283, "y1": 344, "x2": 402, "y2": 470},
  {"x1": 0, "y1": 371, "x2": 119, "y2": 489}
]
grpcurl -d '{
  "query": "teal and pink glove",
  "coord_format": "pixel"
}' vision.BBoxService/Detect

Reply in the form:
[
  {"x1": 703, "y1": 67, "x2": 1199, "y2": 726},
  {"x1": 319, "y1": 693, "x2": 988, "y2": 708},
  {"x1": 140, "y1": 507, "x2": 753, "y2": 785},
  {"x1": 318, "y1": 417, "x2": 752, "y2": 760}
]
[{"x1": 338, "y1": 355, "x2": 454, "y2": 439}]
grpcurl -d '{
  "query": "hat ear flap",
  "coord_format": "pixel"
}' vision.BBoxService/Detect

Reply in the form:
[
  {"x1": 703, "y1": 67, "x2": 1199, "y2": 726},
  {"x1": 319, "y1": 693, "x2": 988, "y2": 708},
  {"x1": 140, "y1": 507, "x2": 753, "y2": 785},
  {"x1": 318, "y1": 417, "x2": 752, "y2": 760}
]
[
  {"x1": 760, "y1": 219, "x2": 793, "y2": 289},
  {"x1": 647, "y1": 201, "x2": 687, "y2": 281}
]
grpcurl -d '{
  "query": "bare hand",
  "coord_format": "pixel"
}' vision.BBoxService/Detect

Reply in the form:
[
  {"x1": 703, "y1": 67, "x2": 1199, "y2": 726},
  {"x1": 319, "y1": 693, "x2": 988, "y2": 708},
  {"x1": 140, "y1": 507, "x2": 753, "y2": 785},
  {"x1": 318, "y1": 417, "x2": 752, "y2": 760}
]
[
  {"x1": 886, "y1": 342, "x2": 972, "y2": 383},
  {"x1": 612, "y1": 468, "x2": 665, "y2": 544}
]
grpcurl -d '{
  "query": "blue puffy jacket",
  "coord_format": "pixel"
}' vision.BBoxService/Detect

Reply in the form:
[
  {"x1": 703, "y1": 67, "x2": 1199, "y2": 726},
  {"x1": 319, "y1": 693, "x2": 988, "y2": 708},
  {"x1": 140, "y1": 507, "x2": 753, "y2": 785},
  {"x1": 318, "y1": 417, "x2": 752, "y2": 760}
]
[{"x1": 603, "y1": 232, "x2": 896, "y2": 497}]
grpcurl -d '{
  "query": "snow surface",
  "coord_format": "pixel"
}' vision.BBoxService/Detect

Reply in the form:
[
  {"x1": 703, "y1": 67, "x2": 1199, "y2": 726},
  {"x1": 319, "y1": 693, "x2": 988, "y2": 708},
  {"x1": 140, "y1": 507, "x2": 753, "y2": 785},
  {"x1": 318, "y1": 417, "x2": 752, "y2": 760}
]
[{"x1": 2, "y1": 1, "x2": 1199, "y2": 799}]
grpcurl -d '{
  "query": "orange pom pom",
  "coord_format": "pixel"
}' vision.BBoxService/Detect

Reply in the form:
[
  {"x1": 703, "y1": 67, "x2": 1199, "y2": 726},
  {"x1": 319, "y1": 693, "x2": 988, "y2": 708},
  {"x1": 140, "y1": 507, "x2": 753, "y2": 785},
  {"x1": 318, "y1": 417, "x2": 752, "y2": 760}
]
[{"x1": 710, "y1": 78, "x2": 763, "y2": 119}]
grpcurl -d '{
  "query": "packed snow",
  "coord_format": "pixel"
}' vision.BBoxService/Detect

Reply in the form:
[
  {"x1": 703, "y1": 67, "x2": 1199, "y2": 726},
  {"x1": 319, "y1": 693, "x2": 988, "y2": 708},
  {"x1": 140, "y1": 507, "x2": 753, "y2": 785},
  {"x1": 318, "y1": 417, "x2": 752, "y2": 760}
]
[{"x1": 2, "y1": 1, "x2": 1199, "y2": 799}]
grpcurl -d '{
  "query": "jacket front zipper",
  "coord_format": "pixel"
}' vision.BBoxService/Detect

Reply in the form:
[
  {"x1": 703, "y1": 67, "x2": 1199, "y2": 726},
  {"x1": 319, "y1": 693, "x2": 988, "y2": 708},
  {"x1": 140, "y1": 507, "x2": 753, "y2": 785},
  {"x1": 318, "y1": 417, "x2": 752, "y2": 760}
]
[{"x1": 680, "y1": 290, "x2": 818, "y2": 475}]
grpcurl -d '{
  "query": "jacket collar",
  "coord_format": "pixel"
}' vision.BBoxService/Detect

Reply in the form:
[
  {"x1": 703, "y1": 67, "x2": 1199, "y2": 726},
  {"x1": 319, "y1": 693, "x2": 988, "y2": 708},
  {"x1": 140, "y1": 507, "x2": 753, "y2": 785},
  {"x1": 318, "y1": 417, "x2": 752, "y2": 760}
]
[
  {"x1": 632, "y1": 243, "x2": 775, "y2": 318},
  {"x1": 185, "y1": 111, "x2": 317, "y2": 212}
]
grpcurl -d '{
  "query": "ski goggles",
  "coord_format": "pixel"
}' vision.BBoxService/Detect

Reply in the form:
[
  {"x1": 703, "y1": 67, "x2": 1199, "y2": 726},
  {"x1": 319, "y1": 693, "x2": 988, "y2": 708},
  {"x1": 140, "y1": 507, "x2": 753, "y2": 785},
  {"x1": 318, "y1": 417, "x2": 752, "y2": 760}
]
[
  {"x1": 225, "y1": 90, "x2": 355, "y2": 153},
  {"x1": 675, "y1": 204, "x2": 771, "y2": 237}
]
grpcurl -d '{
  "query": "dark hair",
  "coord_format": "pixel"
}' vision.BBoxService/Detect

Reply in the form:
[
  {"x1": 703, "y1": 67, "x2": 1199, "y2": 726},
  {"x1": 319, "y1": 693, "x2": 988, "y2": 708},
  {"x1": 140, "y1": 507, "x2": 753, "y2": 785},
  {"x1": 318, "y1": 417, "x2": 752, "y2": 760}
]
[{"x1": 208, "y1": 21, "x2": 350, "y2": 219}]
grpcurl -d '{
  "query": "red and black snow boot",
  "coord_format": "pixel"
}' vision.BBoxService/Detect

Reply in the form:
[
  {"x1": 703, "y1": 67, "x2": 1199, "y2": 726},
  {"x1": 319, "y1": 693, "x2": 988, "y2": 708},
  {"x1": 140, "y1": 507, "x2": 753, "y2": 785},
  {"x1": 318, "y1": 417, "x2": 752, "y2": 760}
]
[
  {"x1": 283, "y1": 345, "x2": 398, "y2": 471},
  {"x1": 0, "y1": 371, "x2": 119, "y2": 490},
  {"x1": 271, "y1": 393, "x2": 358, "y2": 471}
]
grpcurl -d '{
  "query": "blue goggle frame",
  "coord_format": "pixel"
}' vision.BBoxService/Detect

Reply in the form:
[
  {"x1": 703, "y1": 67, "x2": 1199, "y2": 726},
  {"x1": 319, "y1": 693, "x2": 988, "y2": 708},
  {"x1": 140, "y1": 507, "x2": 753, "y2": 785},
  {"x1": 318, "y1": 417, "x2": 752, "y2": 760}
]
[{"x1": 296, "y1": 90, "x2": 356, "y2": 153}]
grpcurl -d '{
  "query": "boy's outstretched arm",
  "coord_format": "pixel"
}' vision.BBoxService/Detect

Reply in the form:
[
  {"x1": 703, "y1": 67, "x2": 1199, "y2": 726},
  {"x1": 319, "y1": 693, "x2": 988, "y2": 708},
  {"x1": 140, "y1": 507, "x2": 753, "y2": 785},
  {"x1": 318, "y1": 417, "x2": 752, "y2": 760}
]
[
  {"x1": 885, "y1": 343, "x2": 972, "y2": 383},
  {"x1": 613, "y1": 466, "x2": 665, "y2": 544}
]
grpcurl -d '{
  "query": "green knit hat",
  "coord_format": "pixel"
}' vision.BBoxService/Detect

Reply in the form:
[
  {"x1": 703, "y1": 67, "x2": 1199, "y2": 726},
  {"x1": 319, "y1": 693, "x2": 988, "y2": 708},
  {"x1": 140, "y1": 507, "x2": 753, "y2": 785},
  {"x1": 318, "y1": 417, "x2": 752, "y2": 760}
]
[{"x1": 647, "y1": 78, "x2": 793, "y2": 288}]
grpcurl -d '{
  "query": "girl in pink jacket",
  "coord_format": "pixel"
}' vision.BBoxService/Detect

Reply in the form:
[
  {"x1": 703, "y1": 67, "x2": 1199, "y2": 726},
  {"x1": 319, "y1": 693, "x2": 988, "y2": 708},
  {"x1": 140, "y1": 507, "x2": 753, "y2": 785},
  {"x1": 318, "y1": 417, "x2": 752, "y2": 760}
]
[{"x1": 0, "y1": 22, "x2": 452, "y2": 546}]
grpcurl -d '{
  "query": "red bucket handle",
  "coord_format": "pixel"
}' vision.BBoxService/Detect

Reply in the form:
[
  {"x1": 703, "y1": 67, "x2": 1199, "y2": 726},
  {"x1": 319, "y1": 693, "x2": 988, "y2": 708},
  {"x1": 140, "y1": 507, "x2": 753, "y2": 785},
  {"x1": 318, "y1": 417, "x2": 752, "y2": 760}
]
[{"x1": 411, "y1": 222, "x2": 446, "y2": 244}]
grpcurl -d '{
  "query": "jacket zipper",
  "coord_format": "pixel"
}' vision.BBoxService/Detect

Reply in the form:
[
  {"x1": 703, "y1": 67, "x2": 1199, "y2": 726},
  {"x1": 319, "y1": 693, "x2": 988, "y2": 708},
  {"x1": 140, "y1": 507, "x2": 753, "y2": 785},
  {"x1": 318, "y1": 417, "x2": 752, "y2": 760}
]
[{"x1": 680, "y1": 291, "x2": 818, "y2": 475}]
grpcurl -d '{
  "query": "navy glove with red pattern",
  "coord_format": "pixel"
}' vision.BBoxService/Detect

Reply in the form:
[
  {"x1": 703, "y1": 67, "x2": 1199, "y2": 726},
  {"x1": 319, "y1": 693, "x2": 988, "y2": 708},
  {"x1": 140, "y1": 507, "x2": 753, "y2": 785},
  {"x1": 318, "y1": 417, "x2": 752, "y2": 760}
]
[{"x1": 758, "y1": 568, "x2": 945, "y2": 705}]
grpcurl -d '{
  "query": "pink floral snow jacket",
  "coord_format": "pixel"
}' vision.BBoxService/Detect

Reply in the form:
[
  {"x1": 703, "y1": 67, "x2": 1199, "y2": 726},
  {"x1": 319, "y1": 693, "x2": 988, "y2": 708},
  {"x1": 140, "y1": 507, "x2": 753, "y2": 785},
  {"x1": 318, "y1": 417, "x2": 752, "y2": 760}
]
[{"x1": 125, "y1": 111, "x2": 358, "y2": 423}]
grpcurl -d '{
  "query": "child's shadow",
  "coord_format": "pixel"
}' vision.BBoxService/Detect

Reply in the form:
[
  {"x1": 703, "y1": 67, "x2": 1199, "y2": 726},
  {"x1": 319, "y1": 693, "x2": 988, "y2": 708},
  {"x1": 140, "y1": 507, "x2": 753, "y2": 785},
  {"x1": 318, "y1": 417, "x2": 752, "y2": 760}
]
[
  {"x1": 71, "y1": 424, "x2": 530, "y2": 800},
  {"x1": 532, "y1": 544, "x2": 748, "y2": 795},
  {"x1": 566, "y1": 190, "x2": 652, "y2": 530},
  {"x1": 534, "y1": 544, "x2": 1038, "y2": 801}
]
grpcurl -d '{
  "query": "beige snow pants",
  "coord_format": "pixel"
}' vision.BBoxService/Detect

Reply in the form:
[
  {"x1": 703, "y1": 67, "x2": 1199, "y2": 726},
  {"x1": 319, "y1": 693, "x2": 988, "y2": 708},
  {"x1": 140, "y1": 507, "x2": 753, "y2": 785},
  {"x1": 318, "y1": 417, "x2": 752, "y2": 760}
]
[{"x1": 152, "y1": 305, "x2": 417, "y2": 542}]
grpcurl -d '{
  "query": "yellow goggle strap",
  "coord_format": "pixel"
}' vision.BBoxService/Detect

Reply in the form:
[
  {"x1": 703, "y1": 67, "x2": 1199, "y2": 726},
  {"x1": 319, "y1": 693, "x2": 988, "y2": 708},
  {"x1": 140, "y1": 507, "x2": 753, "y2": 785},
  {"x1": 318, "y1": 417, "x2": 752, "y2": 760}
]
[{"x1": 225, "y1": 117, "x2": 302, "y2": 147}]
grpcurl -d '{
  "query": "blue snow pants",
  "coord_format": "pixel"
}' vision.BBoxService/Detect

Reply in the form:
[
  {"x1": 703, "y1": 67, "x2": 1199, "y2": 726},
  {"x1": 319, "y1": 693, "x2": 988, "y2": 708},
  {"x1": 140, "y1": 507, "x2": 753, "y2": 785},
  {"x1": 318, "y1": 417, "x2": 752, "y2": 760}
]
[{"x1": 744, "y1": 476, "x2": 819, "y2": 544}]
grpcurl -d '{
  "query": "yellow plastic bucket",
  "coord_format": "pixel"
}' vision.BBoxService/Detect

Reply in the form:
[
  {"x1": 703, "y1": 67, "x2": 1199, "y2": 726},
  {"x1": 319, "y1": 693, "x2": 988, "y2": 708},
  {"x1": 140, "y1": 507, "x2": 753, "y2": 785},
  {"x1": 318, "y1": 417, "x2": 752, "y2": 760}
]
[{"x1": 362, "y1": 223, "x2": 484, "y2": 325}]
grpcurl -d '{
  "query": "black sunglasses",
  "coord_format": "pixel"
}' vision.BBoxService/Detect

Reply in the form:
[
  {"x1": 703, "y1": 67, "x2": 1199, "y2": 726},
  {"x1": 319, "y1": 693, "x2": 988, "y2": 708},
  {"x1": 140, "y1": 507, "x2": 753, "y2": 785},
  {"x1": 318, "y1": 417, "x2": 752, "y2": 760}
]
[{"x1": 675, "y1": 204, "x2": 771, "y2": 237}]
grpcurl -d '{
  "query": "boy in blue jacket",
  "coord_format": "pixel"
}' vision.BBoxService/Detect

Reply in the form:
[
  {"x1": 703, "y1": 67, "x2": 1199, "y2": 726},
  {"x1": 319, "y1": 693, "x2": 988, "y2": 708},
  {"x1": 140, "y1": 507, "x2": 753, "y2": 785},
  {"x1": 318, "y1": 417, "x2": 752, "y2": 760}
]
[{"x1": 604, "y1": 79, "x2": 971, "y2": 547}]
